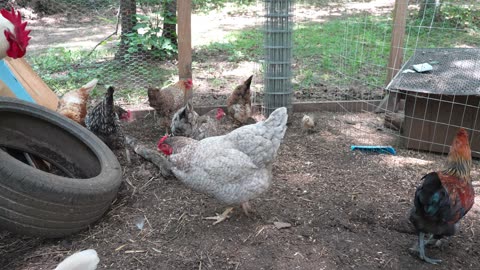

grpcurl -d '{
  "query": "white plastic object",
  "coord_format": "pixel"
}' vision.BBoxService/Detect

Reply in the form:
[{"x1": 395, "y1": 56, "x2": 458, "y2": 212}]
[{"x1": 412, "y1": 63, "x2": 433, "y2": 72}]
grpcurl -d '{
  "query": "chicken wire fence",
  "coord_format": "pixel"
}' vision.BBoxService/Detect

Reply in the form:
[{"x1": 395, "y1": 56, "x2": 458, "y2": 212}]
[
  {"x1": 3, "y1": 0, "x2": 480, "y2": 156},
  {"x1": 1, "y1": 0, "x2": 179, "y2": 102},
  {"x1": 292, "y1": 0, "x2": 480, "y2": 157},
  {"x1": 263, "y1": 0, "x2": 293, "y2": 116}
]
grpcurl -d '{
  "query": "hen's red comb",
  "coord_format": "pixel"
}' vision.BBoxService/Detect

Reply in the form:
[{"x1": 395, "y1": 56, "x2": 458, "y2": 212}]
[
  {"x1": 157, "y1": 134, "x2": 169, "y2": 148},
  {"x1": 1, "y1": 7, "x2": 31, "y2": 55},
  {"x1": 216, "y1": 108, "x2": 225, "y2": 120},
  {"x1": 183, "y1": 78, "x2": 193, "y2": 90}
]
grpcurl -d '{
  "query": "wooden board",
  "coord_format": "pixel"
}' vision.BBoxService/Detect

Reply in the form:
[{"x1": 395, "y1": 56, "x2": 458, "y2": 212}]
[
  {"x1": 127, "y1": 100, "x2": 382, "y2": 119},
  {"x1": 1, "y1": 58, "x2": 58, "y2": 110},
  {"x1": 177, "y1": 0, "x2": 192, "y2": 103},
  {"x1": 402, "y1": 93, "x2": 480, "y2": 158},
  {"x1": 0, "y1": 80, "x2": 16, "y2": 98}
]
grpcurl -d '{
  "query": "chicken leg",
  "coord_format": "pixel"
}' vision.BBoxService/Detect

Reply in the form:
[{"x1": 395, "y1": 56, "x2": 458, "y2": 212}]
[
  {"x1": 204, "y1": 207, "x2": 234, "y2": 225},
  {"x1": 241, "y1": 202, "x2": 252, "y2": 216},
  {"x1": 410, "y1": 233, "x2": 437, "y2": 252},
  {"x1": 415, "y1": 232, "x2": 442, "y2": 264}
]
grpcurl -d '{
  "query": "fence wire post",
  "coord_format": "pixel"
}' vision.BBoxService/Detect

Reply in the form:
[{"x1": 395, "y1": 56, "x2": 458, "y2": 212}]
[
  {"x1": 178, "y1": 0, "x2": 192, "y2": 104},
  {"x1": 263, "y1": 0, "x2": 294, "y2": 117}
]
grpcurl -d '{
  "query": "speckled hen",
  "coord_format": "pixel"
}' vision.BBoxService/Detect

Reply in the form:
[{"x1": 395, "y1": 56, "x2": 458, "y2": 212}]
[
  {"x1": 85, "y1": 86, "x2": 130, "y2": 149},
  {"x1": 170, "y1": 102, "x2": 234, "y2": 140},
  {"x1": 158, "y1": 107, "x2": 288, "y2": 224}
]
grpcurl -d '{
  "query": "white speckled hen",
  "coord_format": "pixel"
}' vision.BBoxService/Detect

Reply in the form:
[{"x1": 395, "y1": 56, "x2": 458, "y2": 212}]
[{"x1": 158, "y1": 107, "x2": 288, "y2": 224}]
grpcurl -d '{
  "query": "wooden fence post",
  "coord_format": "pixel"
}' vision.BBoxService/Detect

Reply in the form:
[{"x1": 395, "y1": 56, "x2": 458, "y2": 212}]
[
  {"x1": 385, "y1": 0, "x2": 408, "y2": 112},
  {"x1": 177, "y1": 0, "x2": 192, "y2": 103},
  {"x1": 387, "y1": 0, "x2": 408, "y2": 84}
]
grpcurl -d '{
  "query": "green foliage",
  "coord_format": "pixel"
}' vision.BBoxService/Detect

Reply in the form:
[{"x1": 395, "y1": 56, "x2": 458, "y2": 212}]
[
  {"x1": 199, "y1": 13, "x2": 480, "y2": 93},
  {"x1": 124, "y1": 13, "x2": 177, "y2": 59},
  {"x1": 29, "y1": 48, "x2": 107, "y2": 95},
  {"x1": 28, "y1": 47, "x2": 173, "y2": 101},
  {"x1": 441, "y1": 4, "x2": 480, "y2": 29},
  {"x1": 30, "y1": 3, "x2": 480, "y2": 104},
  {"x1": 294, "y1": 16, "x2": 392, "y2": 90},
  {"x1": 413, "y1": 3, "x2": 480, "y2": 30},
  {"x1": 197, "y1": 28, "x2": 262, "y2": 62},
  {"x1": 192, "y1": 0, "x2": 256, "y2": 12},
  {"x1": 15, "y1": 0, "x2": 117, "y2": 14}
]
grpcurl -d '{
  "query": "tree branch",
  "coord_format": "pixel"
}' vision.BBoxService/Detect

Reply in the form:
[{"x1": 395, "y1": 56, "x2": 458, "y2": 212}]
[{"x1": 83, "y1": 6, "x2": 121, "y2": 60}]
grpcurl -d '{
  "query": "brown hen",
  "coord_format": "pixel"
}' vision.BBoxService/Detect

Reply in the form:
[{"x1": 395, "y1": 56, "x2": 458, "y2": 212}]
[
  {"x1": 226, "y1": 75, "x2": 253, "y2": 124},
  {"x1": 57, "y1": 79, "x2": 98, "y2": 126},
  {"x1": 147, "y1": 78, "x2": 193, "y2": 131}
]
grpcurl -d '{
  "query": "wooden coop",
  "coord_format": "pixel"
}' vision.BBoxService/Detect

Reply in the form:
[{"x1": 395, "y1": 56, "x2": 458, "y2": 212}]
[{"x1": 387, "y1": 48, "x2": 480, "y2": 158}]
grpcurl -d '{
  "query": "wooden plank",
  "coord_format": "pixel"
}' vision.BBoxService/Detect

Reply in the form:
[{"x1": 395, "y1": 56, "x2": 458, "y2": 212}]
[
  {"x1": 292, "y1": 100, "x2": 380, "y2": 113},
  {"x1": 386, "y1": 0, "x2": 408, "y2": 85},
  {"x1": 0, "y1": 80, "x2": 16, "y2": 98},
  {"x1": 402, "y1": 94, "x2": 480, "y2": 158},
  {"x1": 128, "y1": 100, "x2": 382, "y2": 119},
  {"x1": 177, "y1": 0, "x2": 192, "y2": 103},
  {"x1": 385, "y1": 0, "x2": 408, "y2": 113},
  {"x1": 4, "y1": 58, "x2": 59, "y2": 110}
]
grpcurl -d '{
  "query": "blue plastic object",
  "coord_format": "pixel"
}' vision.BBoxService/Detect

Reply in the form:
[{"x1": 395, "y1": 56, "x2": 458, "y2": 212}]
[
  {"x1": 0, "y1": 59, "x2": 35, "y2": 103},
  {"x1": 350, "y1": 145, "x2": 396, "y2": 155}
]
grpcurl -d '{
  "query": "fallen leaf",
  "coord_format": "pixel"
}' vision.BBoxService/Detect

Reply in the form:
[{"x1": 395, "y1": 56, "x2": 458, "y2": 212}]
[{"x1": 274, "y1": 221, "x2": 292, "y2": 229}]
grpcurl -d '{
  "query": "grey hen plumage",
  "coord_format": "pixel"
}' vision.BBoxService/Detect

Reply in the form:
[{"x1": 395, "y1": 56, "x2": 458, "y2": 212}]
[
  {"x1": 170, "y1": 102, "x2": 235, "y2": 140},
  {"x1": 158, "y1": 107, "x2": 288, "y2": 224}
]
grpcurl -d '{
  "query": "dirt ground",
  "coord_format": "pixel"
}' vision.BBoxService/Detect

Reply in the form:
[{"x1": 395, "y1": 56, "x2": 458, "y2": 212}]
[{"x1": 1, "y1": 111, "x2": 479, "y2": 270}]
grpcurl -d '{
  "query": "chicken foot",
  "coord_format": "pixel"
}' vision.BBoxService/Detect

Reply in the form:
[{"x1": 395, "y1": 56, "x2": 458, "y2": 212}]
[
  {"x1": 204, "y1": 207, "x2": 234, "y2": 225},
  {"x1": 409, "y1": 233, "x2": 439, "y2": 252},
  {"x1": 241, "y1": 202, "x2": 252, "y2": 216},
  {"x1": 414, "y1": 232, "x2": 442, "y2": 264}
]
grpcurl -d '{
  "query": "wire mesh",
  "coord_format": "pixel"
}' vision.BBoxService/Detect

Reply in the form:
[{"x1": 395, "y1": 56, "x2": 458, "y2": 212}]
[
  {"x1": 263, "y1": 0, "x2": 293, "y2": 117},
  {"x1": 291, "y1": 0, "x2": 480, "y2": 157},
  {"x1": 384, "y1": 0, "x2": 480, "y2": 157},
  {"x1": 1, "y1": 0, "x2": 179, "y2": 101},
  {"x1": 388, "y1": 48, "x2": 480, "y2": 95},
  {"x1": 3, "y1": 0, "x2": 480, "y2": 157}
]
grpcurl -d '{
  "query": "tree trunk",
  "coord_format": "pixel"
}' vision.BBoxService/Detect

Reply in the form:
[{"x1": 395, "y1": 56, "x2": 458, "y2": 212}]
[
  {"x1": 116, "y1": 0, "x2": 137, "y2": 60},
  {"x1": 162, "y1": 0, "x2": 178, "y2": 48},
  {"x1": 418, "y1": 0, "x2": 442, "y2": 21}
]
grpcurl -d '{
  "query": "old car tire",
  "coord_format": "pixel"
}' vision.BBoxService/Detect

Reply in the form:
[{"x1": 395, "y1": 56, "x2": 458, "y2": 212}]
[{"x1": 0, "y1": 97, "x2": 122, "y2": 238}]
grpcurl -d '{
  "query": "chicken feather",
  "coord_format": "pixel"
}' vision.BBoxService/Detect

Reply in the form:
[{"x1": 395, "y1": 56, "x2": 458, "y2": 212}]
[
  {"x1": 171, "y1": 102, "x2": 234, "y2": 140},
  {"x1": 85, "y1": 86, "x2": 129, "y2": 149},
  {"x1": 57, "y1": 79, "x2": 98, "y2": 126},
  {"x1": 226, "y1": 75, "x2": 253, "y2": 124}
]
